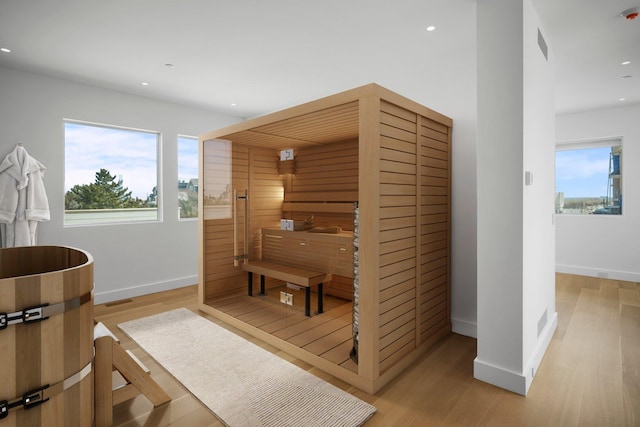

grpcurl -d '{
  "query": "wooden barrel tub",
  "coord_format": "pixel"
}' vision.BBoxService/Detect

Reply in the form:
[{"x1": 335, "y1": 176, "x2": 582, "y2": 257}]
[{"x1": 0, "y1": 246, "x2": 94, "y2": 426}]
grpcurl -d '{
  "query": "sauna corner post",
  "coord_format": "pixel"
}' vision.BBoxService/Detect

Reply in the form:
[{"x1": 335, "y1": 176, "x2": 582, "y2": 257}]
[{"x1": 357, "y1": 94, "x2": 382, "y2": 385}]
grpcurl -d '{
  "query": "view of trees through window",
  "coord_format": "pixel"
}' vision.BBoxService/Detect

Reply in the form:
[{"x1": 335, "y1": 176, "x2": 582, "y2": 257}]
[
  {"x1": 178, "y1": 136, "x2": 199, "y2": 219},
  {"x1": 555, "y1": 139, "x2": 622, "y2": 215},
  {"x1": 64, "y1": 121, "x2": 159, "y2": 225}
]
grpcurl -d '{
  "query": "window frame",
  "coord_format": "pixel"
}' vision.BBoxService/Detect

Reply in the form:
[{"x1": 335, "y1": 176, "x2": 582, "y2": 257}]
[
  {"x1": 555, "y1": 137, "x2": 623, "y2": 216},
  {"x1": 63, "y1": 119, "x2": 162, "y2": 227}
]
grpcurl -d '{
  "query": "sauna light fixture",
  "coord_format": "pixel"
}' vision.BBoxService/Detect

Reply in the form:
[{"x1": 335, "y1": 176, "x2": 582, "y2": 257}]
[
  {"x1": 278, "y1": 149, "x2": 295, "y2": 175},
  {"x1": 280, "y1": 149, "x2": 294, "y2": 160},
  {"x1": 426, "y1": 26, "x2": 436, "y2": 32},
  {"x1": 0, "y1": 47, "x2": 11, "y2": 53}
]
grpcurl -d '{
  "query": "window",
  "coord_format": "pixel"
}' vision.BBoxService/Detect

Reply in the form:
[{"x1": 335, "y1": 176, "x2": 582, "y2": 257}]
[
  {"x1": 178, "y1": 135, "x2": 199, "y2": 219},
  {"x1": 64, "y1": 120, "x2": 160, "y2": 225},
  {"x1": 555, "y1": 138, "x2": 622, "y2": 215}
]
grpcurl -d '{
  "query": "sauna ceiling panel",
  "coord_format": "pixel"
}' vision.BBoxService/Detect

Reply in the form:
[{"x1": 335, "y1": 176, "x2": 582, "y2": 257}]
[{"x1": 216, "y1": 102, "x2": 359, "y2": 149}]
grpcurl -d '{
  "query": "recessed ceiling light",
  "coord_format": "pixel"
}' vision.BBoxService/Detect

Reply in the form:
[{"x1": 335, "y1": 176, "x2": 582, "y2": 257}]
[
  {"x1": 141, "y1": 82, "x2": 149, "y2": 86},
  {"x1": 230, "y1": 103, "x2": 237, "y2": 107},
  {"x1": 0, "y1": 47, "x2": 11, "y2": 53},
  {"x1": 619, "y1": 97, "x2": 626, "y2": 101},
  {"x1": 426, "y1": 26, "x2": 436, "y2": 32},
  {"x1": 622, "y1": 61, "x2": 631, "y2": 65},
  {"x1": 621, "y1": 75, "x2": 632, "y2": 79},
  {"x1": 165, "y1": 63, "x2": 175, "y2": 69}
]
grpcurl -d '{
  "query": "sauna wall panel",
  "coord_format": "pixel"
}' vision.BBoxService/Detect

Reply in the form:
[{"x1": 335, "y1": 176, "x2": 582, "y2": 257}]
[
  {"x1": 419, "y1": 116, "x2": 451, "y2": 341},
  {"x1": 377, "y1": 101, "x2": 418, "y2": 374},
  {"x1": 261, "y1": 228, "x2": 354, "y2": 298},
  {"x1": 246, "y1": 146, "x2": 284, "y2": 292},
  {"x1": 284, "y1": 139, "x2": 359, "y2": 231}
]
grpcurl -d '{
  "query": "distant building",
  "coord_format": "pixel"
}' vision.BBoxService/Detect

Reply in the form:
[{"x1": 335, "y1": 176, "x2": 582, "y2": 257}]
[{"x1": 188, "y1": 179, "x2": 198, "y2": 193}]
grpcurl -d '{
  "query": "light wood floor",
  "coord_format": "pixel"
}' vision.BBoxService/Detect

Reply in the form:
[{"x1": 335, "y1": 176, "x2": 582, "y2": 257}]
[
  {"x1": 93, "y1": 273, "x2": 640, "y2": 426},
  {"x1": 206, "y1": 285, "x2": 357, "y2": 372}
]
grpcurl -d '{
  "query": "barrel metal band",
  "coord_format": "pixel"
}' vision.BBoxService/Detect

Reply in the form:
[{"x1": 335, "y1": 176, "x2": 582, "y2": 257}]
[
  {"x1": 0, "y1": 290, "x2": 92, "y2": 330},
  {"x1": 0, "y1": 361, "x2": 92, "y2": 419}
]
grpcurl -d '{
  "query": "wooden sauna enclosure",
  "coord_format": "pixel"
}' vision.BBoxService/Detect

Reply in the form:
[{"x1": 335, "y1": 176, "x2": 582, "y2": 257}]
[{"x1": 198, "y1": 83, "x2": 453, "y2": 394}]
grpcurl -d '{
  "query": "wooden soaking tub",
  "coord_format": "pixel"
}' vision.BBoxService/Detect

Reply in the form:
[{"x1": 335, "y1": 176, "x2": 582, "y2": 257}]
[{"x1": 0, "y1": 246, "x2": 94, "y2": 426}]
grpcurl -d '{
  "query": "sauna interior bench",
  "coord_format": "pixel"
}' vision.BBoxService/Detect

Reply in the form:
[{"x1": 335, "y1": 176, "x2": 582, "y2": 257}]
[{"x1": 241, "y1": 260, "x2": 331, "y2": 316}]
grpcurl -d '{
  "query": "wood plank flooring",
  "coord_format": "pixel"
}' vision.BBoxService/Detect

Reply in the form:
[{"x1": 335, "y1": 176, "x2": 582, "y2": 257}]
[
  {"x1": 206, "y1": 285, "x2": 357, "y2": 371},
  {"x1": 93, "y1": 273, "x2": 640, "y2": 426}
]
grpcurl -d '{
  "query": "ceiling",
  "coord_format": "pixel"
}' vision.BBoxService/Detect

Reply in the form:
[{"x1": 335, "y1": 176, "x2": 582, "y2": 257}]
[{"x1": 0, "y1": 0, "x2": 638, "y2": 119}]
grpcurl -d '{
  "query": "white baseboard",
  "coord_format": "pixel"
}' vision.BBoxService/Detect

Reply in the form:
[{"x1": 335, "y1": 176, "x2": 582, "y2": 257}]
[
  {"x1": 94, "y1": 276, "x2": 197, "y2": 304},
  {"x1": 474, "y1": 358, "x2": 528, "y2": 395},
  {"x1": 556, "y1": 264, "x2": 640, "y2": 283},
  {"x1": 474, "y1": 311, "x2": 557, "y2": 396},
  {"x1": 452, "y1": 317, "x2": 477, "y2": 338}
]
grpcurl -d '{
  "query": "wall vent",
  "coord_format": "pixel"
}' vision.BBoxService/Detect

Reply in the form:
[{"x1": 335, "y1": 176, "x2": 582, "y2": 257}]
[
  {"x1": 537, "y1": 308, "x2": 548, "y2": 337},
  {"x1": 537, "y1": 28, "x2": 548, "y2": 61}
]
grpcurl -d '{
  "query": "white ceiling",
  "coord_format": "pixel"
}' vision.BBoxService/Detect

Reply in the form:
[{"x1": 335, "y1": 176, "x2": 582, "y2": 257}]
[{"x1": 0, "y1": 0, "x2": 638, "y2": 118}]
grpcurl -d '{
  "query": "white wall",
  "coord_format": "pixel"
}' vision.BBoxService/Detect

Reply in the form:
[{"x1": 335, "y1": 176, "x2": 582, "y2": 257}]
[
  {"x1": 475, "y1": 0, "x2": 556, "y2": 395},
  {"x1": 476, "y1": 0, "x2": 525, "y2": 387},
  {"x1": 556, "y1": 103, "x2": 640, "y2": 282},
  {"x1": 0, "y1": 66, "x2": 241, "y2": 303},
  {"x1": 521, "y1": 0, "x2": 557, "y2": 390}
]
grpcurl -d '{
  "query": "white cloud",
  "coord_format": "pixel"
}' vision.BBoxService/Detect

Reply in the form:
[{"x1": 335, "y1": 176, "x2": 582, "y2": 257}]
[{"x1": 65, "y1": 122, "x2": 158, "y2": 199}]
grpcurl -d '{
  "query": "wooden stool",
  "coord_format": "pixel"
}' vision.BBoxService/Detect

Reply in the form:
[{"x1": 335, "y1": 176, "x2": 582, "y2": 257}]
[{"x1": 94, "y1": 322, "x2": 171, "y2": 427}]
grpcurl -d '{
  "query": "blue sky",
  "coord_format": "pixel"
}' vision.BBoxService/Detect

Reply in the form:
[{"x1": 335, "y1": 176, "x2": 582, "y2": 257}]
[
  {"x1": 555, "y1": 146, "x2": 611, "y2": 198},
  {"x1": 178, "y1": 136, "x2": 198, "y2": 183},
  {"x1": 65, "y1": 122, "x2": 159, "y2": 199}
]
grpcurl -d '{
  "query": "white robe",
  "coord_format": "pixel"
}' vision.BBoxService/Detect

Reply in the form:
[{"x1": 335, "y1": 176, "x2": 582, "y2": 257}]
[{"x1": 0, "y1": 145, "x2": 50, "y2": 247}]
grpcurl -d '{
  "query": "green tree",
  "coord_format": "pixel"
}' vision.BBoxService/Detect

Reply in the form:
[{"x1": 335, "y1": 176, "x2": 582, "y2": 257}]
[{"x1": 65, "y1": 168, "x2": 147, "y2": 209}]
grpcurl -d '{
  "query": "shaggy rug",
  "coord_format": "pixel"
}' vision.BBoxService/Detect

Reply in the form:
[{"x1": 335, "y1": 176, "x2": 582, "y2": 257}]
[{"x1": 118, "y1": 308, "x2": 376, "y2": 427}]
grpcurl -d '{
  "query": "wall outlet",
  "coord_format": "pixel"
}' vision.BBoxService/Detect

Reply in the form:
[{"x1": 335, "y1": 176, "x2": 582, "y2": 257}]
[{"x1": 280, "y1": 291, "x2": 293, "y2": 306}]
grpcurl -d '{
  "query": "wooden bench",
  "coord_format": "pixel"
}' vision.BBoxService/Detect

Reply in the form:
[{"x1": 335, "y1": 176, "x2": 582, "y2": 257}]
[{"x1": 241, "y1": 260, "x2": 331, "y2": 316}]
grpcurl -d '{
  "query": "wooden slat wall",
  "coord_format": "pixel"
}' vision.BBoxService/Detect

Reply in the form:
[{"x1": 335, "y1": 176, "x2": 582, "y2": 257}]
[
  {"x1": 284, "y1": 139, "x2": 359, "y2": 231},
  {"x1": 203, "y1": 143, "x2": 248, "y2": 301},
  {"x1": 378, "y1": 101, "x2": 418, "y2": 374},
  {"x1": 253, "y1": 102, "x2": 359, "y2": 145},
  {"x1": 261, "y1": 228, "x2": 354, "y2": 299},
  {"x1": 262, "y1": 230, "x2": 354, "y2": 279},
  {"x1": 247, "y1": 147, "x2": 285, "y2": 293},
  {"x1": 249, "y1": 147, "x2": 284, "y2": 256},
  {"x1": 419, "y1": 117, "x2": 450, "y2": 342}
]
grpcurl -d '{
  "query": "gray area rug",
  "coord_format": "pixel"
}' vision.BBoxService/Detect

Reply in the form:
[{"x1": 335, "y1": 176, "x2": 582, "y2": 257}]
[{"x1": 118, "y1": 308, "x2": 376, "y2": 426}]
